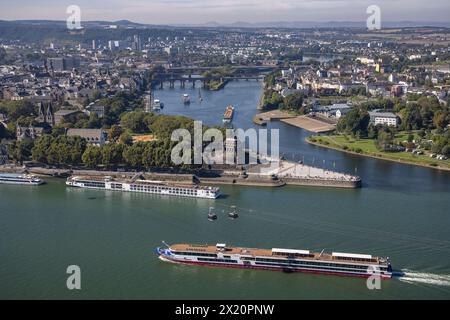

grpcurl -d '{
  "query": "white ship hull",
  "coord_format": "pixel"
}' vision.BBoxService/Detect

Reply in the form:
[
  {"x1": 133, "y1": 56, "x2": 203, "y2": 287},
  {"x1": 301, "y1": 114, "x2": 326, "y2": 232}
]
[
  {"x1": 0, "y1": 180, "x2": 44, "y2": 186},
  {"x1": 157, "y1": 244, "x2": 393, "y2": 279},
  {"x1": 0, "y1": 174, "x2": 44, "y2": 186},
  {"x1": 66, "y1": 178, "x2": 219, "y2": 199}
]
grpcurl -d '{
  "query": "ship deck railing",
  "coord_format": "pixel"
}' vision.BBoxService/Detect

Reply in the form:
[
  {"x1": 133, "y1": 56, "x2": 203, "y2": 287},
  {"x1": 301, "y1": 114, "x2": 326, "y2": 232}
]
[
  {"x1": 68, "y1": 176, "x2": 219, "y2": 191},
  {"x1": 171, "y1": 244, "x2": 383, "y2": 265}
]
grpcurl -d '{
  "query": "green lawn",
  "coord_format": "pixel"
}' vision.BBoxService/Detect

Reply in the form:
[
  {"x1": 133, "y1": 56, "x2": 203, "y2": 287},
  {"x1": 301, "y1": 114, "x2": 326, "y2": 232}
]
[{"x1": 309, "y1": 134, "x2": 450, "y2": 169}]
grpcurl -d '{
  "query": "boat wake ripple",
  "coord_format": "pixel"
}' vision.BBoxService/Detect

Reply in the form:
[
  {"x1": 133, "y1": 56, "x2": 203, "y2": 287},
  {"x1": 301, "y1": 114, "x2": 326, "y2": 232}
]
[{"x1": 395, "y1": 269, "x2": 450, "y2": 287}]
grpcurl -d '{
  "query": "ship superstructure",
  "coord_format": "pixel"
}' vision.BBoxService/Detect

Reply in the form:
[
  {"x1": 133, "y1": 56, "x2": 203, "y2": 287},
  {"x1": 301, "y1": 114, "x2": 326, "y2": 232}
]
[
  {"x1": 157, "y1": 243, "x2": 392, "y2": 278},
  {"x1": 66, "y1": 176, "x2": 220, "y2": 199}
]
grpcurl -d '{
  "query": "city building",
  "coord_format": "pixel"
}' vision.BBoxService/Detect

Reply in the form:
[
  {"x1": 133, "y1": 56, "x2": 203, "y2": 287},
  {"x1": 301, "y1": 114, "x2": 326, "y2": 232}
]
[
  {"x1": 313, "y1": 103, "x2": 352, "y2": 119},
  {"x1": 369, "y1": 111, "x2": 399, "y2": 127},
  {"x1": 47, "y1": 57, "x2": 81, "y2": 72},
  {"x1": 132, "y1": 35, "x2": 142, "y2": 51},
  {"x1": 16, "y1": 125, "x2": 48, "y2": 141},
  {"x1": 54, "y1": 110, "x2": 83, "y2": 125},
  {"x1": 66, "y1": 128, "x2": 107, "y2": 146},
  {"x1": 85, "y1": 102, "x2": 105, "y2": 118}
]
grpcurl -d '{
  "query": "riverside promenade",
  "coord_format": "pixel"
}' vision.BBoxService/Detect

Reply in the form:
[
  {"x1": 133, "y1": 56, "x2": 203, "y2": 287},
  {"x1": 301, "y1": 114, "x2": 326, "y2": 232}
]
[{"x1": 1, "y1": 160, "x2": 361, "y2": 189}]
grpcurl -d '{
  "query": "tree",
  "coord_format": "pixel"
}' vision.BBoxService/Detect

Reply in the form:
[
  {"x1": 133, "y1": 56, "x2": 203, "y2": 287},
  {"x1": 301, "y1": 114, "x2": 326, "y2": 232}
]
[
  {"x1": 400, "y1": 105, "x2": 422, "y2": 130},
  {"x1": 101, "y1": 143, "x2": 124, "y2": 167},
  {"x1": 442, "y1": 145, "x2": 450, "y2": 157},
  {"x1": 32, "y1": 135, "x2": 86, "y2": 166},
  {"x1": 82, "y1": 145, "x2": 103, "y2": 168},
  {"x1": 367, "y1": 124, "x2": 378, "y2": 139},
  {"x1": 433, "y1": 111, "x2": 449, "y2": 130},
  {"x1": 376, "y1": 128, "x2": 395, "y2": 151},
  {"x1": 86, "y1": 113, "x2": 102, "y2": 129},
  {"x1": 31, "y1": 134, "x2": 53, "y2": 163},
  {"x1": 149, "y1": 115, "x2": 194, "y2": 139},
  {"x1": 2, "y1": 100, "x2": 36, "y2": 121},
  {"x1": 7, "y1": 140, "x2": 34, "y2": 164},
  {"x1": 108, "y1": 125, "x2": 123, "y2": 142},
  {"x1": 0, "y1": 124, "x2": 8, "y2": 140},
  {"x1": 123, "y1": 143, "x2": 146, "y2": 168},
  {"x1": 120, "y1": 111, "x2": 153, "y2": 133},
  {"x1": 337, "y1": 108, "x2": 370, "y2": 137},
  {"x1": 283, "y1": 92, "x2": 304, "y2": 112},
  {"x1": 119, "y1": 131, "x2": 133, "y2": 145}
]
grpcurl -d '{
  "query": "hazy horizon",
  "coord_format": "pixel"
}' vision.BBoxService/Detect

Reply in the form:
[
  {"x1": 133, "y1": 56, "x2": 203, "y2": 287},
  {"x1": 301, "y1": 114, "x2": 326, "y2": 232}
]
[{"x1": 0, "y1": 0, "x2": 449, "y2": 25}]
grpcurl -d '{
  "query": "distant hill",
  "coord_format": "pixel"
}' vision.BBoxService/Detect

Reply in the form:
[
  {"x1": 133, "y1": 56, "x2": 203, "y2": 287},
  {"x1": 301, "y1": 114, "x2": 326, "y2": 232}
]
[
  {"x1": 172, "y1": 20, "x2": 450, "y2": 29},
  {"x1": 0, "y1": 19, "x2": 449, "y2": 31}
]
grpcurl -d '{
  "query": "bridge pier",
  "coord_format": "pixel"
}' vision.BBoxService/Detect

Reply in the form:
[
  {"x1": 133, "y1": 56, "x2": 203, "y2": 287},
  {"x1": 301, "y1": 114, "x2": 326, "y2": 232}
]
[
  {"x1": 192, "y1": 80, "x2": 196, "y2": 88},
  {"x1": 169, "y1": 80, "x2": 175, "y2": 89},
  {"x1": 180, "y1": 80, "x2": 185, "y2": 89}
]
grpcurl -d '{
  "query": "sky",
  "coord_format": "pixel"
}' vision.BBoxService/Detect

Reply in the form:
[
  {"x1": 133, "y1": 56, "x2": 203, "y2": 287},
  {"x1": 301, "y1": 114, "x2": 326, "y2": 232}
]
[{"x1": 0, "y1": 0, "x2": 449, "y2": 24}]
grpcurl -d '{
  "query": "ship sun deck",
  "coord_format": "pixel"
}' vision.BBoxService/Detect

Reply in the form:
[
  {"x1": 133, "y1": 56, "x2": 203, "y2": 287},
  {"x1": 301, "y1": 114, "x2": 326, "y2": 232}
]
[
  {"x1": 170, "y1": 244, "x2": 384, "y2": 265},
  {"x1": 68, "y1": 175, "x2": 219, "y2": 191}
]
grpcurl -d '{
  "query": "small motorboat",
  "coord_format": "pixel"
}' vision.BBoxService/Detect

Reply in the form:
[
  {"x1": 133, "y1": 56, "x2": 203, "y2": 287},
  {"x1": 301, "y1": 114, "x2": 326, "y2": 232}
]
[
  {"x1": 228, "y1": 206, "x2": 238, "y2": 219},
  {"x1": 182, "y1": 94, "x2": 190, "y2": 104},
  {"x1": 208, "y1": 207, "x2": 217, "y2": 221}
]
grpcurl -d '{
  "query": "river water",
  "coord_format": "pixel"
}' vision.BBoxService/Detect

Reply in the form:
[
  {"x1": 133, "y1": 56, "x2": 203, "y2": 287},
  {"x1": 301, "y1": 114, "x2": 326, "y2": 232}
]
[{"x1": 1, "y1": 81, "x2": 450, "y2": 299}]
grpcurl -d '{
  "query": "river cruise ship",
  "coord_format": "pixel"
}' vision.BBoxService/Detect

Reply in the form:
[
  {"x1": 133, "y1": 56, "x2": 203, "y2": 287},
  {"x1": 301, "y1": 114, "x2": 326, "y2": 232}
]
[
  {"x1": 157, "y1": 243, "x2": 393, "y2": 279},
  {"x1": 0, "y1": 173, "x2": 45, "y2": 186},
  {"x1": 66, "y1": 176, "x2": 220, "y2": 199}
]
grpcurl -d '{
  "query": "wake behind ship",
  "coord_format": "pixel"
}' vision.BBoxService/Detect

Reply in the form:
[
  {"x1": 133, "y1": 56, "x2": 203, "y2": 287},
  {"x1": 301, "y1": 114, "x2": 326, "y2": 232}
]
[
  {"x1": 157, "y1": 243, "x2": 393, "y2": 279},
  {"x1": 66, "y1": 176, "x2": 220, "y2": 199}
]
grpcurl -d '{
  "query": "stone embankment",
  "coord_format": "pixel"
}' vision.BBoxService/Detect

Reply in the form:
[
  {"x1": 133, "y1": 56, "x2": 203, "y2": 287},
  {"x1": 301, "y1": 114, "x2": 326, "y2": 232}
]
[{"x1": 1, "y1": 161, "x2": 361, "y2": 189}]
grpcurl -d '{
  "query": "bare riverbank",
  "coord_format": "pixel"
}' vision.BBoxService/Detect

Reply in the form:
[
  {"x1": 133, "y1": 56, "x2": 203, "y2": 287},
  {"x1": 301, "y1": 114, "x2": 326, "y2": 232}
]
[{"x1": 254, "y1": 110, "x2": 336, "y2": 133}]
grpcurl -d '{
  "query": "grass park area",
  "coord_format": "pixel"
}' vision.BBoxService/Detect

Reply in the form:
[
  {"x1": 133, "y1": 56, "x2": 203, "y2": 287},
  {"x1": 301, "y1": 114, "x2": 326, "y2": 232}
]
[{"x1": 307, "y1": 133, "x2": 450, "y2": 171}]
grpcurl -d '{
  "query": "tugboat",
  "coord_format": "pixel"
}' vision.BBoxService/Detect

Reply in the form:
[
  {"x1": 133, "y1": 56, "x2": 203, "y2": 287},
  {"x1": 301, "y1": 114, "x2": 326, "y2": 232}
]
[
  {"x1": 228, "y1": 206, "x2": 238, "y2": 219},
  {"x1": 208, "y1": 207, "x2": 217, "y2": 221}
]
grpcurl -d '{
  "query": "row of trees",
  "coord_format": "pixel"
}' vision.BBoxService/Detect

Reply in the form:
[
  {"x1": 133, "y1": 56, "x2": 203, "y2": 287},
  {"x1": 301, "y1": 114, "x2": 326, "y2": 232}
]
[
  {"x1": 336, "y1": 108, "x2": 370, "y2": 137},
  {"x1": 398, "y1": 96, "x2": 449, "y2": 131},
  {"x1": 81, "y1": 141, "x2": 178, "y2": 169},
  {"x1": 431, "y1": 131, "x2": 450, "y2": 157},
  {"x1": 338, "y1": 96, "x2": 449, "y2": 136},
  {"x1": 336, "y1": 98, "x2": 450, "y2": 155},
  {"x1": 8, "y1": 131, "x2": 186, "y2": 169},
  {"x1": 261, "y1": 90, "x2": 306, "y2": 113},
  {"x1": 5, "y1": 110, "x2": 207, "y2": 169}
]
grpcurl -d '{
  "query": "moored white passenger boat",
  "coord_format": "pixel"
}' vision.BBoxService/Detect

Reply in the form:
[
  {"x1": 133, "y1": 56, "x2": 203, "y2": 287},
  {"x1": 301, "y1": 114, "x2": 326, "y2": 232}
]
[
  {"x1": 157, "y1": 243, "x2": 393, "y2": 279},
  {"x1": 66, "y1": 176, "x2": 220, "y2": 199},
  {"x1": 0, "y1": 173, "x2": 45, "y2": 186}
]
